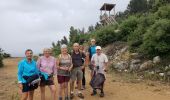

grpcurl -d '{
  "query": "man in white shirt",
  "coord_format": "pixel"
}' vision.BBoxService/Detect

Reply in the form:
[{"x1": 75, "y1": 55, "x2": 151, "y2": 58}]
[{"x1": 91, "y1": 46, "x2": 108, "y2": 97}]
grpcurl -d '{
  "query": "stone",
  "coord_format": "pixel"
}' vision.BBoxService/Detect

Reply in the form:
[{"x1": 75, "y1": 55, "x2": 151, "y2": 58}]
[
  {"x1": 140, "y1": 60, "x2": 153, "y2": 70},
  {"x1": 131, "y1": 59, "x2": 141, "y2": 64},
  {"x1": 153, "y1": 56, "x2": 161, "y2": 64},
  {"x1": 159, "y1": 73, "x2": 165, "y2": 77},
  {"x1": 114, "y1": 61, "x2": 129, "y2": 70},
  {"x1": 130, "y1": 63, "x2": 140, "y2": 71},
  {"x1": 129, "y1": 59, "x2": 141, "y2": 71}
]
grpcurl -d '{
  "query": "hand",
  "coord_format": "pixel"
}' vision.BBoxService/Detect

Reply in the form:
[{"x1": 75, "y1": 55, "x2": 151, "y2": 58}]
[
  {"x1": 68, "y1": 67, "x2": 72, "y2": 71},
  {"x1": 103, "y1": 68, "x2": 107, "y2": 72},
  {"x1": 81, "y1": 66, "x2": 85, "y2": 70},
  {"x1": 18, "y1": 83, "x2": 23, "y2": 90},
  {"x1": 65, "y1": 67, "x2": 69, "y2": 71}
]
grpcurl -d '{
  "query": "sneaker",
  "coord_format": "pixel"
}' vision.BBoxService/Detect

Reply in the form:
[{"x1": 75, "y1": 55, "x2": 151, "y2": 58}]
[
  {"x1": 70, "y1": 93, "x2": 74, "y2": 99},
  {"x1": 91, "y1": 90, "x2": 97, "y2": 96},
  {"x1": 100, "y1": 92, "x2": 104, "y2": 97},
  {"x1": 78, "y1": 93, "x2": 84, "y2": 99}
]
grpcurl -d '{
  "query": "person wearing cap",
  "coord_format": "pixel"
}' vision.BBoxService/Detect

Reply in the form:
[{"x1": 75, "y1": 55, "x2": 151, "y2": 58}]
[
  {"x1": 56, "y1": 44, "x2": 73, "y2": 100},
  {"x1": 91, "y1": 46, "x2": 108, "y2": 97},
  {"x1": 88, "y1": 39, "x2": 97, "y2": 77},
  {"x1": 18, "y1": 49, "x2": 39, "y2": 100},
  {"x1": 37, "y1": 48, "x2": 57, "y2": 100}
]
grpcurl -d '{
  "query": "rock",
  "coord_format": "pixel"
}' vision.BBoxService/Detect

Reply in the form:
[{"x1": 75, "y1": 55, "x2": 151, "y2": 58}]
[
  {"x1": 166, "y1": 71, "x2": 170, "y2": 76},
  {"x1": 130, "y1": 63, "x2": 140, "y2": 71},
  {"x1": 129, "y1": 59, "x2": 141, "y2": 71},
  {"x1": 159, "y1": 73, "x2": 165, "y2": 77},
  {"x1": 120, "y1": 46, "x2": 129, "y2": 53},
  {"x1": 130, "y1": 53, "x2": 143, "y2": 59},
  {"x1": 153, "y1": 56, "x2": 161, "y2": 64},
  {"x1": 114, "y1": 61, "x2": 129, "y2": 70},
  {"x1": 140, "y1": 60, "x2": 153, "y2": 71},
  {"x1": 131, "y1": 59, "x2": 141, "y2": 64}
]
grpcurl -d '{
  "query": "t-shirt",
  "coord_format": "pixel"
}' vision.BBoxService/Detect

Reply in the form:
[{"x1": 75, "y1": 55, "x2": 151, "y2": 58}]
[
  {"x1": 71, "y1": 51, "x2": 86, "y2": 68},
  {"x1": 37, "y1": 56, "x2": 57, "y2": 75},
  {"x1": 57, "y1": 54, "x2": 72, "y2": 76},
  {"x1": 91, "y1": 53, "x2": 108, "y2": 74},
  {"x1": 88, "y1": 45, "x2": 96, "y2": 59}
]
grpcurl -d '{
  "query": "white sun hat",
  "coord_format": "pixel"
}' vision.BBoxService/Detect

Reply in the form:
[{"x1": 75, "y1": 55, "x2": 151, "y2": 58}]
[{"x1": 96, "y1": 46, "x2": 101, "y2": 50}]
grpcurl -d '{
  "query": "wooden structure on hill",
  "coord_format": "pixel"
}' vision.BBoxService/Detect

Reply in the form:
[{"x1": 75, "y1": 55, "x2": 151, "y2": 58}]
[{"x1": 100, "y1": 3, "x2": 118, "y2": 26}]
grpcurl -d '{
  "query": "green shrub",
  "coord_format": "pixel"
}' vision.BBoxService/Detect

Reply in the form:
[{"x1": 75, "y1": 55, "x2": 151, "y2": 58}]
[
  {"x1": 128, "y1": 14, "x2": 156, "y2": 51},
  {"x1": 139, "y1": 19, "x2": 170, "y2": 57},
  {"x1": 0, "y1": 49, "x2": 3, "y2": 67},
  {"x1": 119, "y1": 16, "x2": 139, "y2": 41},
  {"x1": 95, "y1": 25, "x2": 118, "y2": 46},
  {"x1": 155, "y1": 4, "x2": 170, "y2": 19}
]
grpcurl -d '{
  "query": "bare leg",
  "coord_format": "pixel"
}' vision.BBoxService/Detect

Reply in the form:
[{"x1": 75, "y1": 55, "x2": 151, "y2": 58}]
[
  {"x1": 49, "y1": 85, "x2": 56, "y2": 100},
  {"x1": 21, "y1": 92, "x2": 28, "y2": 100},
  {"x1": 77, "y1": 80, "x2": 82, "y2": 91},
  {"x1": 64, "y1": 82, "x2": 69, "y2": 97},
  {"x1": 40, "y1": 86, "x2": 45, "y2": 100},
  {"x1": 70, "y1": 80, "x2": 75, "y2": 94},
  {"x1": 28, "y1": 91, "x2": 34, "y2": 100}
]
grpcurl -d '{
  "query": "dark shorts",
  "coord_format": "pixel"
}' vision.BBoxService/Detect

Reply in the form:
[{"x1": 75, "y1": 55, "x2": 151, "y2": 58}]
[
  {"x1": 57, "y1": 75, "x2": 70, "y2": 84},
  {"x1": 40, "y1": 79, "x2": 54, "y2": 86},
  {"x1": 22, "y1": 83, "x2": 38, "y2": 92}
]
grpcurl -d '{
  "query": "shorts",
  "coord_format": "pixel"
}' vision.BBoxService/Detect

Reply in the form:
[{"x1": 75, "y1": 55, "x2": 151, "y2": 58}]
[
  {"x1": 57, "y1": 75, "x2": 70, "y2": 84},
  {"x1": 70, "y1": 67, "x2": 83, "y2": 81},
  {"x1": 40, "y1": 77, "x2": 54, "y2": 86},
  {"x1": 22, "y1": 83, "x2": 38, "y2": 92}
]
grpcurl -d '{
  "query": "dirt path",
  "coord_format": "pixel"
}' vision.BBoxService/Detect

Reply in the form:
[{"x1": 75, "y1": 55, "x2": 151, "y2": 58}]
[{"x1": 1, "y1": 58, "x2": 170, "y2": 100}]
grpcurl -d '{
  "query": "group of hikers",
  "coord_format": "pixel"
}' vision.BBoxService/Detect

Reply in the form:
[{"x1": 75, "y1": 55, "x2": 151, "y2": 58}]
[{"x1": 17, "y1": 39, "x2": 108, "y2": 100}]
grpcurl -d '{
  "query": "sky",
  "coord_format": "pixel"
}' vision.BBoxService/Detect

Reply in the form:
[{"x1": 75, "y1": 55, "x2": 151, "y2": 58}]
[{"x1": 0, "y1": 0, "x2": 130, "y2": 57}]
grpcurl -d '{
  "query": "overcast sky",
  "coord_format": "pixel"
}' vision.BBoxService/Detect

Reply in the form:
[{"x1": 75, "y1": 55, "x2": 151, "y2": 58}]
[{"x1": 0, "y1": 0, "x2": 130, "y2": 57}]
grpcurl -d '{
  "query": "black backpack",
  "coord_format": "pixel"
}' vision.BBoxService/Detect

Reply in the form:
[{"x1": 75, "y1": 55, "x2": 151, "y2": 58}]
[{"x1": 90, "y1": 73, "x2": 106, "y2": 89}]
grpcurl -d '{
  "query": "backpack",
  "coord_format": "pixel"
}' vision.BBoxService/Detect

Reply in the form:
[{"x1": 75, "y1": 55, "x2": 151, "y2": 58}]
[{"x1": 90, "y1": 73, "x2": 106, "y2": 89}]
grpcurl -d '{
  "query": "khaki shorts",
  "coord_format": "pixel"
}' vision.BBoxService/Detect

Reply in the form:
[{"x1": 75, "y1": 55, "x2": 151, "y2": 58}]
[{"x1": 70, "y1": 67, "x2": 83, "y2": 81}]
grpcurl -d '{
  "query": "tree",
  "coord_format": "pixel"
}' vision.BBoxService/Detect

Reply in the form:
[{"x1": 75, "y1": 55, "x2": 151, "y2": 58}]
[
  {"x1": 88, "y1": 25, "x2": 95, "y2": 32},
  {"x1": 61, "y1": 36, "x2": 68, "y2": 45},
  {"x1": 0, "y1": 48, "x2": 4, "y2": 67},
  {"x1": 69, "y1": 26, "x2": 78, "y2": 44},
  {"x1": 127, "y1": 0, "x2": 148, "y2": 14}
]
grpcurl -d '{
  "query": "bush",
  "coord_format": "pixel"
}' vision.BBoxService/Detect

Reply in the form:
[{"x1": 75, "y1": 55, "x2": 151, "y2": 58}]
[
  {"x1": 0, "y1": 48, "x2": 3, "y2": 67},
  {"x1": 119, "y1": 16, "x2": 139, "y2": 41},
  {"x1": 127, "y1": 14, "x2": 156, "y2": 51},
  {"x1": 155, "y1": 4, "x2": 170, "y2": 19},
  {"x1": 95, "y1": 25, "x2": 118, "y2": 46},
  {"x1": 139, "y1": 19, "x2": 170, "y2": 57}
]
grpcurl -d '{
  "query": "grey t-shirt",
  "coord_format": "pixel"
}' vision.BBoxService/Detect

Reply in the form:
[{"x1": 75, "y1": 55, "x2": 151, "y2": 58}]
[{"x1": 57, "y1": 54, "x2": 72, "y2": 76}]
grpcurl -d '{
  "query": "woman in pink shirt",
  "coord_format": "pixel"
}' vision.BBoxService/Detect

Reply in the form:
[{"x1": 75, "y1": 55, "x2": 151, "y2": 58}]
[{"x1": 37, "y1": 48, "x2": 57, "y2": 100}]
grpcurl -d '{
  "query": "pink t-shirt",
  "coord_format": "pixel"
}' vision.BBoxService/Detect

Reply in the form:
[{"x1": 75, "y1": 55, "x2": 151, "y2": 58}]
[{"x1": 37, "y1": 56, "x2": 57, "y2": 75}]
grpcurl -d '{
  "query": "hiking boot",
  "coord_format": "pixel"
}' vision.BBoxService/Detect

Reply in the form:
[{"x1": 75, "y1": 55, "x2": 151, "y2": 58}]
[
  {"x1": 100, "y1": 92, "x2": 104, "y2": 97},
  {"x1": 65, "y1": 96, "x2": 70, "y2": 100},
  {"x1": 70, "y1": 93, "x2": 74, "y2": 99},
  {"x1": 78, "y1": 93, "x2": 84, "y2": 99},
  {"x1": 91, "y1": 90, "x2": 97, "y2": 96}
]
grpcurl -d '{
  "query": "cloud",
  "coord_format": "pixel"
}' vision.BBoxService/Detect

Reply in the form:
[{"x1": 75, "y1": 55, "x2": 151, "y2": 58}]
[{"x1": 0, "y1": 0, "x2": 130, "y2": 57}]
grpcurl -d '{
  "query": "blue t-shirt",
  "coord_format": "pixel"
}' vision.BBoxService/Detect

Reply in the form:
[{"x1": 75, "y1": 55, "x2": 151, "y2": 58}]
[
  {"x1": 89, "y1": 45, "x2": 96, "y2": 59},
  {"x1": 17, "y1": 58, "x2": 39, "y2": 83}
]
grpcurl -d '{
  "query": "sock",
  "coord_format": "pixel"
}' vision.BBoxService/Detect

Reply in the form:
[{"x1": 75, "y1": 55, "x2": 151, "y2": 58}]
[
  {"x1": 78, "y1": 91, "x2": 82, "y2": 94},
  {"x1": 71, "y1": 91, "x2": 74, "y2": 94}
]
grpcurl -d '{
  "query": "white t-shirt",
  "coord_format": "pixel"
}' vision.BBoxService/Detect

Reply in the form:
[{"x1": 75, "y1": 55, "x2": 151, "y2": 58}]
[{"x1": 91, "y1": 53, "x2": 108, "y2": 74}]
